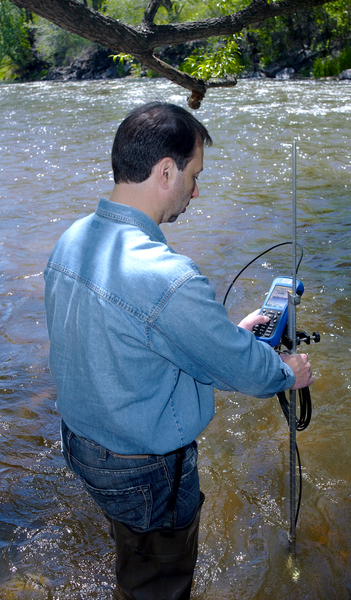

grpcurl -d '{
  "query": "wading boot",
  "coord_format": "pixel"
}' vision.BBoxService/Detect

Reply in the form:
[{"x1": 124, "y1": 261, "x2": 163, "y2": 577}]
[{"x1": 106, "y1": 493, "x2": 204, "y2": 600}]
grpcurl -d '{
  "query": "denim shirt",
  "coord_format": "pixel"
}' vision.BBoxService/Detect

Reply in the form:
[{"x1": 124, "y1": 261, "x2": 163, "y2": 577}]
[{"x1": 44, "y1": 199, "x2": 295, "y2": 455}]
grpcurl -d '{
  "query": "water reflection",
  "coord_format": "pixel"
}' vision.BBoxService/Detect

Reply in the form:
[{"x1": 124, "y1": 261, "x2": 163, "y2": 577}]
[{"x1": 0, "y1": 79, "x2": 350, "y2": 599}]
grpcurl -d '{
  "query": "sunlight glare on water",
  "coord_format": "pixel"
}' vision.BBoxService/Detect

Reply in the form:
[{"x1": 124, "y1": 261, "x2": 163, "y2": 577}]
[{"x1": 0, "y1": 78, "x2": 350, "y2": 599}]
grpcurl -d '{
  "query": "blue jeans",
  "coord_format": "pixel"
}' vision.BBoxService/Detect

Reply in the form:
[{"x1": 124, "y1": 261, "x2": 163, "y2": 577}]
[{"x1": 61, "y1": 420, "x2": 201, "y2": 531}]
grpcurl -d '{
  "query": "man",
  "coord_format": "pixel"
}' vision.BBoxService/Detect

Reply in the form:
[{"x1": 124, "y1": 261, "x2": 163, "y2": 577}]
[{"x1": 44, "y1": 102, "x2": 313, "y2": 600}]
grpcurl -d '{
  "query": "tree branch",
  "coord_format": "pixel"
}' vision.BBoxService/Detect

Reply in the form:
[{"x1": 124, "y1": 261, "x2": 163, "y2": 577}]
[
  {"x1": 142, "y1": 0, "x2": 163, "y2": 26},
  {"x1": 139, "y1": 53, "x2": 207, "y2": 93},
  {"x1": 9, "y1": 0, "x2": 144, "y2": 54},
  {"x1": 138, "y1": 0, "x2": 337, "y2": 48}
]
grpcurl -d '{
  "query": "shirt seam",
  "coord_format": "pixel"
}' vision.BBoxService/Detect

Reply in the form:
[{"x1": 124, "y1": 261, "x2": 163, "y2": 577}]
[
  {"x1": 47, "y1": 261, "x2": 148, "y2": 322},
  {"x1": 144, "y1": 272, "x2": 196, "y2": 348},
  {"x1": 95, "y1": 207, "x2": 165, "y2": 244},
  {"x1": 47, "y1": 261, "x2": 197, "y2": 332},
  {"x1": 148, "y1": 271, "x2": 196, "y2": 322}
]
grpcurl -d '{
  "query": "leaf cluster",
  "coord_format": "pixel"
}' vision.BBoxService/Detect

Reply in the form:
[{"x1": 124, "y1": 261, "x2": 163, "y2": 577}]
[{"x1": 181, "y1": 36, "x2": 243, "y2": 79}]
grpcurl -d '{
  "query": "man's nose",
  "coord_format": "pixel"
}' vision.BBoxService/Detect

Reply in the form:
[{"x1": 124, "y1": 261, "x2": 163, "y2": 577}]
[{"x1": 191, "y1": 181, "x2": 199, "y2": 199}]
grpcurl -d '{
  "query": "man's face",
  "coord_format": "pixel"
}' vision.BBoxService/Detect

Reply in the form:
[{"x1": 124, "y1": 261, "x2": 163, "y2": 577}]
[{"x1": 164, "y1": 143, "x2": 204, "y2": 224}]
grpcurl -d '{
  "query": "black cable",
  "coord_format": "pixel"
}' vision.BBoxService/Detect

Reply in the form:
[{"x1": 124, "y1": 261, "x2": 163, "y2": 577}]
[
  {"x1": 223, "y1": 241, "x2": 303, "y2": 307},
  {"x1": 277, "y1": 387, "x2": 312, "y2": 432},
  {"x1": 277, "y1": 387, "x2": 312, "y2": 525},
  {"x1": 295, "y1": 443, "x2": 302, "y2": 526}
]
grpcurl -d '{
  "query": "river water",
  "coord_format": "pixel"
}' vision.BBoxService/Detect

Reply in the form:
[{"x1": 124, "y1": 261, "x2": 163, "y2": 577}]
[{"x1": 0, "y1": 78, "x2": 350, "y2": 599}]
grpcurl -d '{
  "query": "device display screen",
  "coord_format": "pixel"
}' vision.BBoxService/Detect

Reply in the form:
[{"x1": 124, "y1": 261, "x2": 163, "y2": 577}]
[{"x1": 265, "y1": 285, "x2": 292, "y2": 309}]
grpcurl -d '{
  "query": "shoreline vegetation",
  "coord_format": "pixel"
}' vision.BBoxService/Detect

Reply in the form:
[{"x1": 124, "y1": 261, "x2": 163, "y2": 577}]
[
  {"x1": 1, "y1": 0, "x2": 351, "y2": 85},
  {"x1": 18, "y1": 48, "x2": 351, "y2": 82},
  {"x1": 5, "y1": 44, "x2": 351, "y2": 85}
]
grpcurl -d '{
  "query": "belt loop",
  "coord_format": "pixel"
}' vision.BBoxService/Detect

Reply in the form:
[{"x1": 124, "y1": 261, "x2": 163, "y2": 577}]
[{"x1": 99, "y1": 445, "x2": 107, "y2": 461}]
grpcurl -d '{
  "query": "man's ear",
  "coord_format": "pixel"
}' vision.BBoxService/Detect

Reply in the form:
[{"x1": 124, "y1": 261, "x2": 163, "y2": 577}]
[{"x1": 157, "y1": 157, "x2": 177, "y2": 190}]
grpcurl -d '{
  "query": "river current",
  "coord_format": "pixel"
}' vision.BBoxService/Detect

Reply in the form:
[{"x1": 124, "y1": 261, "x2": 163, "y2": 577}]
[{"x1": 0, "y1": 78, "x2": 350, "y2": 599}]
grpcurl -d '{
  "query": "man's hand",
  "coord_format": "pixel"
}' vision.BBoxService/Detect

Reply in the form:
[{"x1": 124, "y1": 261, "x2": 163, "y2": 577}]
[
  {"x1": 237, "y1": 310, "x2": 314, "y2": 390},
  {"x1": 238, "y1": 309, "x2": 270, "y2": 332},
  {"x1": 280, "y1": 353, "x2": 314, "y2": 390}
]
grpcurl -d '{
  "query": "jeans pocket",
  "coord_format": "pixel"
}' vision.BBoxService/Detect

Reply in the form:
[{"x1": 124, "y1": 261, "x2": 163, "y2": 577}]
[
  {"x1": 180, "y1": 441, "x2": 198, "y2": 483},
  {"x1": 81, "y1": 480, "x2": 153, "y2": 529}
]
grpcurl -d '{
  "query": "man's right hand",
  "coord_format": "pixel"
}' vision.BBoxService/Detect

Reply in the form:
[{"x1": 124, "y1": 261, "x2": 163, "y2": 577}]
[{"x1": 280, "y1": 353, "x2": 314, "y2": 390}]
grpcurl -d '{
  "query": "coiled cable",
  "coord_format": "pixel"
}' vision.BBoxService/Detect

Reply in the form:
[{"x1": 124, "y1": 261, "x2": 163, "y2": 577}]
[{"x1": 277, "y1": 385, "x2": 312, "y2": 525}]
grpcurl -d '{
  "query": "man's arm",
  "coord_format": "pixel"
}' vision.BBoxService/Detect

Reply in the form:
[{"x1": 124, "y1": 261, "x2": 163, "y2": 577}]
[{"x1": 151, "y1": 275, "x2": 297, "y2": 399}]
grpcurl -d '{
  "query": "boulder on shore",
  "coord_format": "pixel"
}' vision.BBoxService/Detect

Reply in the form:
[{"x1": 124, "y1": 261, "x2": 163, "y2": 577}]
[
  {"x1": 339, "y1": 69, "x2": 351, "y2": 80},
  {"x1": 275, "y1": 67, "x2": 295, "y2": 80}
]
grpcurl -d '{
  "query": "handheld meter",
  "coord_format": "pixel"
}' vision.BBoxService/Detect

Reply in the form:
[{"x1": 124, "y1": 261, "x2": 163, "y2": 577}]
[{"x1": 253, "y1": 276, "x2": 304, "y2": 347}]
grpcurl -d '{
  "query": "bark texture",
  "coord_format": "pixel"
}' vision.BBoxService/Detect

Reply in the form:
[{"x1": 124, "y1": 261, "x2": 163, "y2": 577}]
[{"x1": 10, "y1": 0, "x2": 335, "y2": 107}]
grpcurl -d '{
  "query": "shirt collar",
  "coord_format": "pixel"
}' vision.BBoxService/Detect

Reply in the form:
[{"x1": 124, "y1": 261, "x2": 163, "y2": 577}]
[{"x1": 96, "y1": 198, "x2": 167, "y2": 245}]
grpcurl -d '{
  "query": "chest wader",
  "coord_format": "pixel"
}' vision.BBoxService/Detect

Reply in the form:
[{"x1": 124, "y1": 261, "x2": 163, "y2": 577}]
[{"x1": 105, "y1": 448, "x2": 204, "y2": 600}]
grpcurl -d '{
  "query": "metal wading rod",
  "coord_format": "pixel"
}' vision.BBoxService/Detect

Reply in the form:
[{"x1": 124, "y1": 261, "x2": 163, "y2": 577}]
[{"x1": 288, "y1": 141, "x2": 298, "y2": 546}]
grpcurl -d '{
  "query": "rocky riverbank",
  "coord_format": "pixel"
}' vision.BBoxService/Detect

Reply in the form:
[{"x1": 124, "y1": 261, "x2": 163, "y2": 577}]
[
  {"x1": 44, "y1": 48, "x2": 122, "y2": 81},
  {"x1": 39, "y1": 45, "x2": 351, "y2": 83}
]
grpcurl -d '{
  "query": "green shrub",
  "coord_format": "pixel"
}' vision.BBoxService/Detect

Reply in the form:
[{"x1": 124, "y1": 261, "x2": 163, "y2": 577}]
[
  {"x1": 339, "y1": 46, "x2": 351, "y2": 71},
  {"x1": 313, "y1": 56, "x2": 337, "y2": 77},
  {"x1": 146, "y1": 68, "x2": 159, "y2": 78},
  {"x1": 0, "y1": 0, "x2": 33, "y2": 77},
  {"x1": 313, "y1": 46, "x2": 351, "y2": 77}
]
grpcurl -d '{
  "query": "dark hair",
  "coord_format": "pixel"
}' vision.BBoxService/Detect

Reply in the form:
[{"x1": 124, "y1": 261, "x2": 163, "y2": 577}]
[{"x1": 111, "y1": 102, "x2": 212, "y2": 184}]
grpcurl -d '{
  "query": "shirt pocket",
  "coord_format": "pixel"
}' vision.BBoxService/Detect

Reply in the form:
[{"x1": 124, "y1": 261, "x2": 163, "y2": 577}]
[{"x1": 81, "y1": 480, "x2": 152, "y2": 529}]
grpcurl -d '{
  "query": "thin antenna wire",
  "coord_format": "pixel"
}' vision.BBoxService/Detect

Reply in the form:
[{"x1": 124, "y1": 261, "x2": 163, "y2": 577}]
[{"x1": 289, "y1": 141, "x2": 297, "y2": 547}]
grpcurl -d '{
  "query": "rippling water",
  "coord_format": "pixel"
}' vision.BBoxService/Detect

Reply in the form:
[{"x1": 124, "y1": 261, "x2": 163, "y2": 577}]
[{"x1": 0, "y1": 78, "x2": 350, "y2": 599}]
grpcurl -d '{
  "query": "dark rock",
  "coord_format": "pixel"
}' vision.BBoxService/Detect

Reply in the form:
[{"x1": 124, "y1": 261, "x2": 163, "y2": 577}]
[
  {"x1": 45, "y1": 47, "x2": 123, "y2": 82},
  {"x1": 263, "y1": 50, "x2": 318, "y2": 79},
  {"x1": 290, "y1": 49, "x2": 317, "y2": 73},
  {"x1": 156, "y1": 41, "x2": 206, "y2": 68},
  {"x1": 262, "y1": 62, "x2": 283, "y2": 78}
]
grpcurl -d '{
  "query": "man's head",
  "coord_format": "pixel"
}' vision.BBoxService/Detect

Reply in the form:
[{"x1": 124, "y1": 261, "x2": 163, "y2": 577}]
[{"x1": 111, "y1": 102, "x2": 212, "y2": 185}]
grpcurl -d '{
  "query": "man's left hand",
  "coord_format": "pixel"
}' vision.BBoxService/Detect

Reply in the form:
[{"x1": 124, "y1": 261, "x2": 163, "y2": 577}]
[{"x1": 237, "y1": 309, "x2": 269, "y2": 332}]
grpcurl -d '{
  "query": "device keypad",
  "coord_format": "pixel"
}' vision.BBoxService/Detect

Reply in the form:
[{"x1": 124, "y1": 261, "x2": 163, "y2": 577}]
[{"x1": 253, "y1": 309, "x2": 282, "y2": 338}]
